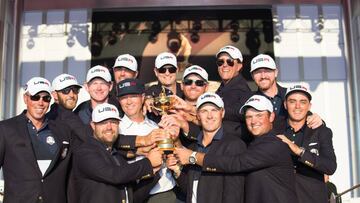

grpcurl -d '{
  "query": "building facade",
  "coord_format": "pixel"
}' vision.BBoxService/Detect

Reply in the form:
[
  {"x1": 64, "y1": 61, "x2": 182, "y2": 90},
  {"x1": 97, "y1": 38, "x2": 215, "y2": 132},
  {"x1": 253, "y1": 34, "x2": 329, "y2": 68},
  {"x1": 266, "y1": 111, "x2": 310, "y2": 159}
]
[{"x1": 0, "y1": 0, "x2": 359, "y2": 201}]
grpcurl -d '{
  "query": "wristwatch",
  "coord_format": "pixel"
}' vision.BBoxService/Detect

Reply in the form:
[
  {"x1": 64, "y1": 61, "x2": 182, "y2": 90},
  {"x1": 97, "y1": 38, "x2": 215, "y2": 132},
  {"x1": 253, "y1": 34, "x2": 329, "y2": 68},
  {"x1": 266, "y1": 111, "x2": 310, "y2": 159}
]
[{"x1": 189, "y1": 151, "x2": 197, "y2": 165}]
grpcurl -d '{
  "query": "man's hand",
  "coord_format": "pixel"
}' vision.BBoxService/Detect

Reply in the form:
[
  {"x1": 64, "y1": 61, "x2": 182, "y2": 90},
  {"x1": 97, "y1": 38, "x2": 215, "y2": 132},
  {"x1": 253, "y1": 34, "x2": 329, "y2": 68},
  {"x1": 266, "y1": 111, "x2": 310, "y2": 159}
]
[
  {"x1": 139, "y1": 129, "x2": 168, "y2": 147},
  {"x1": 174, "y1": 147, "x2": 193, "y2": 165},
  {"x1": 136, "y1": 144, "x2": 156, "y2": 156},
  {"x1": 143, "y1": 96, "x2": 160, "y2": 116},
  {"x1": 146, "y1": 148, "x2": 163, "y2": 168},
  {"x1": 166, "y1": 154, "x2": 179, "y2": 171},
  {"x1": 307, "y1": 113, "x2": 323, "y2": 129},
  {"x1": 166, "y1": 154, "x2": 182, "y2": 178},
  {"x1": 277, "y1": 135, "x2": 303, "y2": 156},
  {"x1": 158, "y1": 115, "x2": 183, "y2": 140},
  {"x1": 171, "y1": 95, "x2": 196, "y2": 114}
]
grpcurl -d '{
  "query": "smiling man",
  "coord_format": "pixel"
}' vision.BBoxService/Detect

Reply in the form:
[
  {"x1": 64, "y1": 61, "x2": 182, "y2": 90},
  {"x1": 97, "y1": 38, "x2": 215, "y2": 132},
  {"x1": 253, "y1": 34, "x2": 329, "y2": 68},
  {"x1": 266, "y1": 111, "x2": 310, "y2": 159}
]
[
  {"x1": 168, "y1": 92, "x2": 246, "y2": 203},
  {"x1": 116, "y1": 78, "x2": 177, "y2": 203},
  {"x1": 145, "y1": 52, "x2": 183, "y2": 107},
  {"x1": 214, "y1": 45, "x2": 253, "y2": 138},
  {"x1": 74, "y1": 65, "x2": 121, "y2": 125},
  {"x1": 277, "y1": 84, "x2": 337, "y2": 203},
  {"x1": 0, "y1": 77, "x2": 73, "y2": 203},
  {"x1": 73, "y1": 103, "x2": 163, "y2": 203},
  {"x1": 175, "y1": 94, "x2": 298, "y2": 203}
]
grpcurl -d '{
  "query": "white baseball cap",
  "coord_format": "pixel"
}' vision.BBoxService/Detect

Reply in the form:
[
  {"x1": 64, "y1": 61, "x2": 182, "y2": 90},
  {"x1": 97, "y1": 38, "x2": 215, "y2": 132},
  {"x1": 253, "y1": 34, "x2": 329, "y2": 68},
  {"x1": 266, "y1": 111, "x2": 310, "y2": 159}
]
[
  {"x1": 86, "y1": 65, "x2": 112, "y2": 83},
  {"x1": 25, "y1": 77, "x2": 51, "y2": 96},
  {"x1": 113, "y1": 54, "x2": 138, "y2": 72},
  {"x1": 216, "y1": 45, "x2": 243, "y2": 62},
  {"x1": 183, "y1": 65, "x2": 208, "y2": 82},
  {"x1": 92, "y1": 103, "x2": 121, "y2": 123},
  {"x1": 239, "y1": 95, "x2": 273, "y2": 115},
  {"x1": 250, "y1": 54, "x2": 276, "y2": 73},
  {"x1": 155, "y1": 52, "x2": 177, "y2": 69},
  {"x1": 196, "y1": 92, "x2": 224, "y2": 109},
  {"x1": 52, "y1": 74, "x2": 82, "y2": 91},
  {"x1": 285, "y1": 84, "x2": 312, "y2": 101}
]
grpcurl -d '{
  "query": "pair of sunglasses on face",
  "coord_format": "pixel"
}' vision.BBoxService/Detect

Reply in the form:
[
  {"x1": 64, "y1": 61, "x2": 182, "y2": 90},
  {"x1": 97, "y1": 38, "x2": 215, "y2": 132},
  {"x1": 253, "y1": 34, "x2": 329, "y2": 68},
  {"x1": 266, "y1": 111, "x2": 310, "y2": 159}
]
[
  {"x1": 57, "y1": 86, "x2": 80, "y2": 95},
  {"x1": 29, "y1": 94, "x2": 52, "y2": 103},
  {"x1": 183, "y1": 79, "x2": 206, "y2": 87},
  {"x1": 158, "y1": 66, "x2": 177, "y2": 74},
  {"x1": 216, "y1": 58, "x2": 236, "y2": 67}
]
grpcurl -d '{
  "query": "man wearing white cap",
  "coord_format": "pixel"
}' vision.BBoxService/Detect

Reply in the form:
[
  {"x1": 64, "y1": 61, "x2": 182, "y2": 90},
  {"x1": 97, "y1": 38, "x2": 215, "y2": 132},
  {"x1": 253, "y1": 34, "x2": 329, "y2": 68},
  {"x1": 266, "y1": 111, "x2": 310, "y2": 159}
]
[
  {"x1": 167, "y1": 92, "x2": 246, "y2": 203},
  {"x1": 170, "y1": 65, "x2": 210, "y2": 144},
  {"x1": 277, "y1": 84, "x2": 336, "y2": 203},
  {"x1": 0, "y1": 77, "x2": 73, "y2": 203},
  {"x1": 113, "y1": 54, "x2": 139, "y2": 84},
  {"x1": 73, "y1": 103, "x2": 163, "y2": 203},
  {"x1": 215, "y1": 45, "x2": 253, "y2": 138},
  {"x1": 175, "y1": 94, "x2": 298, "y2": 203},
  {"x1": 250, "y1": 54, "x2": 322, "y2": 129},
  {"x1": 145, "y1": 52, "x2": 183, "y2": 105},
  {"x1": 109, "y1": 54, "x2": 139, "y2": 100},
  {"x1": 74, "y1": 65, "x2": 121, "y2": 125},
  {"x1": 51, "y1": 73, "x2": 82, "y2": 111}
]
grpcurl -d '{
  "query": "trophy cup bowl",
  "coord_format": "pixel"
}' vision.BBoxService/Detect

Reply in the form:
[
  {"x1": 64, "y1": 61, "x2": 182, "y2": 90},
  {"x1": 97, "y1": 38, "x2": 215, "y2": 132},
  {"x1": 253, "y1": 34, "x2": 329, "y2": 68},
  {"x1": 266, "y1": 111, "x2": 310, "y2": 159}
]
[
  {"x1": 152, "y1": 87, "x2": 174, "y2": 115},
  {"x1": 156, "y1": 138, "x2": 174, "y2": 155}
]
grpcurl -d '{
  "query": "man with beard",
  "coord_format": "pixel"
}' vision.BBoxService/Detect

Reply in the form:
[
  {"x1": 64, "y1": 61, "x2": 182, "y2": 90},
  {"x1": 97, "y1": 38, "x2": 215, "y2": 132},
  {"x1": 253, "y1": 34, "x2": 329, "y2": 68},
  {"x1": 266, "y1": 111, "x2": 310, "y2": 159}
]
[
  {"x1": 250, "y1": 54, "x2": 322, "y2": 128},
  {"x1": 73, "y1": 103, "x2": 163, "y2": 203},
  {"x1": 48, "y1": 74, "x2": 86, "y2": 140}
]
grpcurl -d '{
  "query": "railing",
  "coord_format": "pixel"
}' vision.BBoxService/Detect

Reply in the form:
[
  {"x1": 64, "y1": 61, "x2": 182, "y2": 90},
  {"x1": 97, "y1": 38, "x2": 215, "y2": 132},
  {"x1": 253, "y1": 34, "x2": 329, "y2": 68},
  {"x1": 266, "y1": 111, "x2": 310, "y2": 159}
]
[{"x1": 330, "y1": 184, "x2": 360, "y2": 203}]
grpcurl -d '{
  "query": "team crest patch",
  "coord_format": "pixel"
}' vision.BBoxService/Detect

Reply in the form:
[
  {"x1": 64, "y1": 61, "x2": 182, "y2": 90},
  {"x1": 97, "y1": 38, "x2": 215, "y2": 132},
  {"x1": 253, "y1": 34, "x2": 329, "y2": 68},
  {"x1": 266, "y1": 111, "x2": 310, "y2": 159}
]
[{"x1": 46, "y1": 136, "x2": 56, "y2": 145}]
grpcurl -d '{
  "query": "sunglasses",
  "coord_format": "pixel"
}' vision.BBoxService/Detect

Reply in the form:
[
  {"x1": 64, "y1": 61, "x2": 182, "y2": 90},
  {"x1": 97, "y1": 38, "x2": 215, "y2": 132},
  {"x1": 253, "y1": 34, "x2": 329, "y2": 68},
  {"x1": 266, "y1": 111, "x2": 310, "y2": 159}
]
[
  {"x1": 216, "y1": 58, "x2": 235, "y2": 67},
  {"x1": 158, "y1": 66, "x2": 177, "y2": 74},
  {"x1": 58, "y1": 86, "x2": 80, "y2": 95},
  {"x1": 29, "y1": 94, "x2": 52, "y2": 103},
  {"x1": 183, "y1": 79, "x2": 206, "y2": 87}
]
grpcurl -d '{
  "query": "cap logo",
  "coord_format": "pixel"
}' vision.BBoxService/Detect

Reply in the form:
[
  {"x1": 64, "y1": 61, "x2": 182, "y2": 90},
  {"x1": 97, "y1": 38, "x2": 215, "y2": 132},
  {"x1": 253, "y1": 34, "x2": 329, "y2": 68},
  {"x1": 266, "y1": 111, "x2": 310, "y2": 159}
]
[
  {"x1": 222, "y1": 46, "x2": 235, "y2": 51},
  {"x1": 189, "y1": 67, "x2": 202, "y2": 71},
  {"x1": 252, "y1": 57, "x2": 270, "y2": 64},
  {"x1": 33, "y1": 81, "x2": 50, "y2": 86},
  {"x1": 118, "y1": 81, "x2": 137, "y2": 89},
  {"x1": 289, "y1": 85, "x2": 307, "y2": 91},
  {"x1": 98, "y1": 106, "x2": 117, "y2": 113},
  {"x1": 118, "y1": 57, "x2": 134, "y2": 63},
  {"x1": 160, "y1": 56, "x2": 174, "y2": 60},
  {"x1": 201, "y1": 94, "x2": 216, "y2": 100},
  {"x1": 247, "y1": 97, "x2": 260, "y2": 103},
  {"x1": 91, "y1": 68, "x2": 106, "y2": 73},
  {"x1": 60, "y1": 76, "x2": 76, "y2": 82}
]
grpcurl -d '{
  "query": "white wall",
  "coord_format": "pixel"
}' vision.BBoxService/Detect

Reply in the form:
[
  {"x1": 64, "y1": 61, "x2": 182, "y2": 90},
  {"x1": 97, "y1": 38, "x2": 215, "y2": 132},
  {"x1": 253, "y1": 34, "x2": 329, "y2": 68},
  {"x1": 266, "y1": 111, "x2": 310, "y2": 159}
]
[
  {"x1": 274, "y1": 4, "x2": 354, "y2": 200},
  {"x1": 18, "y1": 9, "x2": 92, "y2": 112}
]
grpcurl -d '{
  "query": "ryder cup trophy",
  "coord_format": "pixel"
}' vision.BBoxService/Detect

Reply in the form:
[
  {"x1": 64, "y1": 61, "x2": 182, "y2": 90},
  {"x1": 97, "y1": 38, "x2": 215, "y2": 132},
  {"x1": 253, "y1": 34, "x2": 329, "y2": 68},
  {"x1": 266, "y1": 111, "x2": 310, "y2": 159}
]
[{"x1": 152, "y1": 86, "x2": 174, "y2": 115}]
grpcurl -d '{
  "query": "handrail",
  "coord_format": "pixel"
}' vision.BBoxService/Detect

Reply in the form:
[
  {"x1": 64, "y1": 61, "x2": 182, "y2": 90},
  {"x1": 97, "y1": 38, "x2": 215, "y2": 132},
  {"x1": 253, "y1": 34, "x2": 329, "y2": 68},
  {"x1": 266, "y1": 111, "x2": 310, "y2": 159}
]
[{"x1": 335, "y1": 184, "x2": 360, "y2": 198}]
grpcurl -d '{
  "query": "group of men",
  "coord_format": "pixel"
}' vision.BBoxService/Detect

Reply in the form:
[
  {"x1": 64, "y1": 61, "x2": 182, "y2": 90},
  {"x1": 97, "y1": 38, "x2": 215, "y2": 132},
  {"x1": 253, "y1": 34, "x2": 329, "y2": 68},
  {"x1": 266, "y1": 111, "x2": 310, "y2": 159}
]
[{"x1": 0, "y1": 44, "x2": 336, "y2": 203}]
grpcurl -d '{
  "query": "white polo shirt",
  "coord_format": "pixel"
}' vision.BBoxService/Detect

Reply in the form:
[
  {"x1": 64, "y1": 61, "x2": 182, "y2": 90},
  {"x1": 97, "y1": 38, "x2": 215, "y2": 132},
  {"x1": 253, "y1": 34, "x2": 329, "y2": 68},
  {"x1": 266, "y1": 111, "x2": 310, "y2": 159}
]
[{"x1": 119, "y1": 115, "x2": 176, "y2": 195}]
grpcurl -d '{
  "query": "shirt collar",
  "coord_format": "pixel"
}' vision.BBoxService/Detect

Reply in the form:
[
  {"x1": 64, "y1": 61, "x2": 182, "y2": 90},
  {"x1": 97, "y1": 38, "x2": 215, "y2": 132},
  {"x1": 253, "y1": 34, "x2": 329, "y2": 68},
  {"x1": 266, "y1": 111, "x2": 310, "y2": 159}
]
[
  {"x1": 286, "y1": 120, "x2": 306, "y2": 133},
  {"x1": 196, "y1": 126, "x2": 224, "y2": 147},
  {"x1": 256, "y1": 83, "x2": 284, "y2": 99},
  {"x1": 121, "y1": 114, "x2": 153, "y2": 130},
  {"x1": 26, "y1": 115, "x2": 49, "y2": 132}
]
